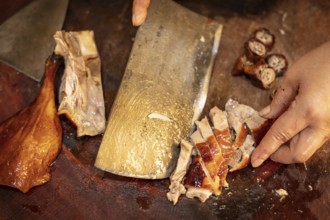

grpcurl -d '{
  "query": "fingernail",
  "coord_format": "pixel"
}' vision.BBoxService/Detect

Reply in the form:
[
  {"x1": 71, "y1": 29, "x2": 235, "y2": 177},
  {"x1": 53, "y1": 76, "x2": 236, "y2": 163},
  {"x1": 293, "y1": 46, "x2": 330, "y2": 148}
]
[
  {"x1": 259, "y1": 105, "x2": 271, "y2": 117},
  {"x1": 133, "y1": 13, "x2": 145, "y2": 26},
  {"x1": 270, "y1": 156, "x2": 277, "y2": 162},
  {"x1": 251, "y1": 159, "x2": 264, "y2": 167}
]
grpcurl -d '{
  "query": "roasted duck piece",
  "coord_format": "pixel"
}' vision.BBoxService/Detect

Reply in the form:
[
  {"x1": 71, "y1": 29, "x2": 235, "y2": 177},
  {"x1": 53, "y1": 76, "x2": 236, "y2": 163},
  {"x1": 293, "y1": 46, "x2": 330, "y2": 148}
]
[
  {"x1": 54, "y1": 31, "x2": 105, "y2": 137},
  {"x1": 195, "y1": 117, "x2": 229, "y2": 190},
  {"x1": 190, "y1": 130, "x2": 221, "y2": 195},
  {"x1": 168, "y1": 99, "x2": 272, "y2": 204},
  {"x1": 0, "y1": 56, "x2": 62, "y2": 193},
  {"x1": 225, "y1": 99, "x2": 269, "y2": 171},
  {"x1": 209, "y1": 107, "x2": 233, "y2": 184},
  {"x1": 184, "y1": 156, "x2": 213, "y2": 203}
]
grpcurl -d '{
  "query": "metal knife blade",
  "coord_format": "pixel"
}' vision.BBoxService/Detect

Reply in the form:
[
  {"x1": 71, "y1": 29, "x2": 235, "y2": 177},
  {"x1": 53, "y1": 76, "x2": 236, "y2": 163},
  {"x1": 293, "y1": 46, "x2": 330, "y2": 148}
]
[
  {"x1": 0, "y1": 0, "x2": 69, "y2": 81},
  {"x1": 95, "y1": 0, "x2": 223, "y2": 179}
]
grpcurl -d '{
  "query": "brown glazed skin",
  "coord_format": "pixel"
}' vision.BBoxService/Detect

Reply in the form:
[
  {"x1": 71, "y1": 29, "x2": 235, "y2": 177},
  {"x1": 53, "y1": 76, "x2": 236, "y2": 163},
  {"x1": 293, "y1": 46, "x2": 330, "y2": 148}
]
[{"x1": 0, "y1": 56, "x2": 62, "y2": 193}]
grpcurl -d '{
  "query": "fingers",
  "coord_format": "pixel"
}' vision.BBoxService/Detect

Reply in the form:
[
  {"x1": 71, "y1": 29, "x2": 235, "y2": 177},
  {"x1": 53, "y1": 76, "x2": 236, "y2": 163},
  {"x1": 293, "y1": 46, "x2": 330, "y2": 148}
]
[
  {"x1": 251, "y1": 103, "x2": 308, "y2": 167},
  {"x1": 270, "y1": 127, "x2": 327, "y2": 164},
  {"x1": 259, "y1": 83, "x2": 298, "y2": 119},
  {"x1": 132, "y1": 0, "x2": 150, "y2": 26}
]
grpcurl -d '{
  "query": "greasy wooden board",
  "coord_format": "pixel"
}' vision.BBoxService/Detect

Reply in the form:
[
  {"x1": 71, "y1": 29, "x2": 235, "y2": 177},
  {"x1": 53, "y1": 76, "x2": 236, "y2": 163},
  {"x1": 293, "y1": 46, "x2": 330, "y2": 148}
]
[{"x1": 0, "y1": 0, "x2": 329, "y2": 219}]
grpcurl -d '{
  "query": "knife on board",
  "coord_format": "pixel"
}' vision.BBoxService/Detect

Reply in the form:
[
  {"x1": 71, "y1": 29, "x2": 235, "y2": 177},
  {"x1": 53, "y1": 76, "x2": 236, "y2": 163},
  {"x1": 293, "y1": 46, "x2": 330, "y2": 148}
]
[
  {"x1": 0, "y1": 0, "x2": 69, "y2": 81},
  {"x1": 95, "y1": 0, "x2": 223, "y2": 179}
]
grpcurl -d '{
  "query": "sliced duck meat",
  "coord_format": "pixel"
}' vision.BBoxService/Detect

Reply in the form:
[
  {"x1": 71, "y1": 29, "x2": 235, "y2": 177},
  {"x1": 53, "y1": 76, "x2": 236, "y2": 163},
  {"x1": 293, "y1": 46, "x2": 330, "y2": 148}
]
[
  {"x1": 209, "y1": 107, "x2": 234, "y2": 160},
  {"x1": 229, "y1": 134, "x2": 255, "y2": 172},
  {"x1": 54, "y1": 30, "x2": 105, "y2": 137},
  {"x1": 196, "y1": 117, "x2": 229, "y2": 189},
  {"x1": 184, "y1": 156, "x2": 213, "y2": 203},
  {"x1": 0, "y1": 56, "x2": 62, "y2": 193},
  {"x1": 167, "y1": 140, "x2": 194, "y2": 205},
  {"x1": 225, "y1": 99, "x2": 256, "y2": 171},
  {"x1": 225, "y1": 99, "x2": 272, "y2": 171},
  {"x1": 190, "y1": 130, "x2": 221, "y2": 195},
  {"x1": 168, "y1": 99, "x2": 273, "y2": 204},
  {"x1": 225, "y1": 99, "x2": 268, "y2": 132}
]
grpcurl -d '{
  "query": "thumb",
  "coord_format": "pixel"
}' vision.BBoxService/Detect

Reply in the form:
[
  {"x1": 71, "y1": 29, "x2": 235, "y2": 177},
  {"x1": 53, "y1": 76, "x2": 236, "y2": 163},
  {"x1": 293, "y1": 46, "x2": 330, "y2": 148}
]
[
  {"x1": 259, "y1": 81, "x2": 298, "y2": 119},
  {"x1": 132, "y1": 0, "x2": 151, "y2": 26}
]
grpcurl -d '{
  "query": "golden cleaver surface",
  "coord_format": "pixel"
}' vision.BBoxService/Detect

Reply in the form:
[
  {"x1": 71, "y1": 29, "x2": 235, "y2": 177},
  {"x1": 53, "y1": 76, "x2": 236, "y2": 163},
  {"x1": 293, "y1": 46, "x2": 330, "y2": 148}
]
[{"x1": 95, "y1": 0, "x2": 223, "y2": 179}]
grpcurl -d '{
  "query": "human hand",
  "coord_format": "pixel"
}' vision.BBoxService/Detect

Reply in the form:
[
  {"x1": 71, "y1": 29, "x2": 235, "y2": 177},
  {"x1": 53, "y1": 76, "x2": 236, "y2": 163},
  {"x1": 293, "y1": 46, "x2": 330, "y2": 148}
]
[
  {"x1": 251, "y1": 41, "x2": 330, "y2": 167},
  {"x1": 132, "y1": 0, "x2": 150, "y2": 26}
]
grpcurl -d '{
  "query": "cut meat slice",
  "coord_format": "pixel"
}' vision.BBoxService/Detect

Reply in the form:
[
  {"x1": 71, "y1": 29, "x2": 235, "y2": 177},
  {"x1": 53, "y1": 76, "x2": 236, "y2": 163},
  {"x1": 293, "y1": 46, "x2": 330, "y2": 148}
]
[
  {"x1": 168, "y1": 99, "x2": 273, "y2": 205},
  {"x1": 245, "y1": 114, "x2": 272, "y2": 145},
  {"x1": 196, "y1": 117, "x2": 229, "y2": 188},
  {"x1": 167, "y1": 140, "x2": 194, "y2": 205},
  {"x1": 184, "y1": 156, "x2": 213, "y2": 202},
  {"x1": 229, "y1": 134, "x2": 255, "y2": 172},
  {"x1": 225, "y1": 99, "x2": 272, "y2": 171},
  {"x1": 209, "y1": 107, "x2": 234, "y2": 187},
  {"x1": 0, "y1": 56, "x2": 62, "y2": 193},
  {"x1": 191, "y1": 130, "x2": 221, "y2": 195},
  {"x1": 209, "y1": 107, "x2": 234, "y2": 159},
  {"x1": 54, "y1": 30, "x2": 105, "y2": 137},
  {"x1": 225, "y1": 99, "x2": 256, "y2": 171}
]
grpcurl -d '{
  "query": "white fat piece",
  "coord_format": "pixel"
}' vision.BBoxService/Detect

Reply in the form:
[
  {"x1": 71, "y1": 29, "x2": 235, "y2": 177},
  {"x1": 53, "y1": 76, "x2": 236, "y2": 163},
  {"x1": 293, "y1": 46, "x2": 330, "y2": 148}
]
[{"x1": 209, "y1": 106, "x2": 229, "y2": 131}]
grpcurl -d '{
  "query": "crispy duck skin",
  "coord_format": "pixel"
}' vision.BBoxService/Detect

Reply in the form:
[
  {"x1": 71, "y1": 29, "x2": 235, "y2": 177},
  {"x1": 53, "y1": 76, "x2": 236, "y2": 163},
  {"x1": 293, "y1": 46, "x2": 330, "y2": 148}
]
[
  {"x1": 191, "y1": 130, "x2": 221, "y2": 195},
  {"x1": 184, "y1": 156, "x2": 213, "y2": 202},
  {"x1": 168, "y1": 99, "x2": 274, "y2": 204},
  {"x1": 0, "y1": 56, "x2": 62, "y2": 193},
  {"x1": 225, "y1": 99, "x2": 266, "y2": 172},
  {"x1": 196, "y1": 117, "x2": 229, "y2": 188},
  {"x1": 54, "y1": 31, "x2": 106, "y2": 137}
]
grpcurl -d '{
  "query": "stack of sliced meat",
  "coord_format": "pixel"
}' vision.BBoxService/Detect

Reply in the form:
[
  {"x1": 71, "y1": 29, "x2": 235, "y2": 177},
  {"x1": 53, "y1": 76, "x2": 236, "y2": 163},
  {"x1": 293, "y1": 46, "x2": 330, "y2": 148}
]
[{"x1": 167, "y1": 99, "x2": 272, "y2": 204}]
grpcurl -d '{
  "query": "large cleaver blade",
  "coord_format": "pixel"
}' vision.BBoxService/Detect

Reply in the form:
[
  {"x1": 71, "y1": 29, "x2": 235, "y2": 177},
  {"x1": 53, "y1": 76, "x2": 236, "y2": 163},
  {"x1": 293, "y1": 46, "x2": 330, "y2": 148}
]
[
  {"x1": 0, "y1": 0, "x2": 69, "y2": 81},
  {"x1": 95, "y1": 0, "x2": 223, "y2": 179}
]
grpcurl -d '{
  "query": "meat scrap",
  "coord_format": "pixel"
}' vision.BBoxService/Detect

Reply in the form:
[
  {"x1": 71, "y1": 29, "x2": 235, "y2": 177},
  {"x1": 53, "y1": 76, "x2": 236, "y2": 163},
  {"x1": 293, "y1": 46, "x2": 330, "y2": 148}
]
[
  {"x1": 54, "y1": 30, "x2": 106, "y2": 137},
  {"x1": 167, "y1": 140, "x2": 194, "y2": 205},
  {"x1": 0, "y1": 56, "x2": 62, "y2": 193},
  {"x1": 167, "y1": 99, "x2": 271, "y2": 204},
  {"x1": 231, "y1": 27, "x2": 288, "y2": 89}
]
